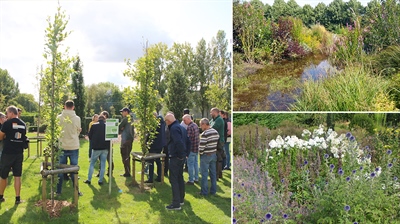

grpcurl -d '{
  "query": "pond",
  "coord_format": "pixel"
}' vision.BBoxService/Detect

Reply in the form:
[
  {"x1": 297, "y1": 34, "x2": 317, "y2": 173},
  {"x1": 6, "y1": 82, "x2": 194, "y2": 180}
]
[{"x1": 233, "y1": 54, "x2": 337, "y2": 111}]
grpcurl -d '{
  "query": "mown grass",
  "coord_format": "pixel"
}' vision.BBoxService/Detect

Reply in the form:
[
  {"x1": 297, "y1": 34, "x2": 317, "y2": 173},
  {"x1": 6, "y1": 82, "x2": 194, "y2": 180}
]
[
  {"x1": 292, "y1": 65, "x2": 397, "y2": 111},
  {"x1": 0, "y1": 133, "x2": 231, "y2": 224}
]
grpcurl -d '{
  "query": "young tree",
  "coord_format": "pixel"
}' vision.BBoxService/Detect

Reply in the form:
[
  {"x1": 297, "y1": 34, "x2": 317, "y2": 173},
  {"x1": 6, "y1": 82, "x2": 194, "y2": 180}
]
[
  {"x1": 206, "y1": 30, "x2": 231, "y2": 111},
  {"x1": 124, "y1": 42, "x2": 160, "y2": 155},
  {"x1": 0, "y1": 68, "x2": 20, "y2": 105},
  {"x1": 165, "y1": 43, "x2": 193, "y2": 119},
  {"x1": 40, "y1": 5, "x2": 74, "y2": 202},
  {"x1": 71, "y1": 56, "x2": 86, "y2": 133},
  {"x1": 193, "y1": 38, "x2": 211, "y2": 117}
]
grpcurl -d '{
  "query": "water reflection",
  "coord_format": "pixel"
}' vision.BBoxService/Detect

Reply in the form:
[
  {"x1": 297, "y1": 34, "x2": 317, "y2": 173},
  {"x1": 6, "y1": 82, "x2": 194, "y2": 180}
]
[{"x1": 234, "y1": 55, "x2": 337, "y2": 111}]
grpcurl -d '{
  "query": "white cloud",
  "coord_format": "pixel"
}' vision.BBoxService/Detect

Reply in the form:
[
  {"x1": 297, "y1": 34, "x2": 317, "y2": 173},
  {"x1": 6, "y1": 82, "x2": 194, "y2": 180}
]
[{"x1": 0, "y1": 0, "x2": 232, "y2": 100}]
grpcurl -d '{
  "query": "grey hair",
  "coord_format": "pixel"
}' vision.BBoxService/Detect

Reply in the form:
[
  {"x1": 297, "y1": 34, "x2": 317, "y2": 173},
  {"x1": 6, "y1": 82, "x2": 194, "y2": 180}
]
[{"x1": 200, "y1": 118, "x2": 210, "y2": 126}]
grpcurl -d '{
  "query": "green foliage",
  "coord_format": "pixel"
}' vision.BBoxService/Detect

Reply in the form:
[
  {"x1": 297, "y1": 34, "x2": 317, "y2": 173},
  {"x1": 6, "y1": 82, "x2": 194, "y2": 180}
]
[
  {"x1": 293, "y1": 66, "x2": 397, "y2": 111},
  {"x1": 363, "y1": 0, "x2": 400, "y2": 53},
  {"x1": 85, "y1": 82, "x2": 124, "y2": 117},
  {"x1": 14, "y1": 93, "x2": 38, "y2": 112},
  {"x1": 71, "y1": 56, "x2": 86, "y2": 133},
  {"x1": 233, "y1": 1, "x2": 267, "y2": 63},
  {"x1": 0, "y1": 68, "x2": 20, "y2": 110},
  {"x1": 350, "y1": 113, "x2": 375, "y2": 134},
  {"x1": 233, "y1": 113, "x2": 297, "y2": 128},
  {"x1": 389, "y1": 73, "x2": 400, "y2": 109},
  {"x1": 20, "y1": 115, "x2": 35, "y2": 124},
  {"x1": 372, "y1": 45, "x2": 400, "y2": 77},
  {"x1": 124, "y1": 42, "x2": 160, "y2": 155}
]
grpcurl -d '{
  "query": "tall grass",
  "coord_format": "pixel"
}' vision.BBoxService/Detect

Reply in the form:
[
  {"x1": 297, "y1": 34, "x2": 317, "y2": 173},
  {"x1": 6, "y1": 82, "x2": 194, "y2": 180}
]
[
  {"x1": 372, "y1": 45, "x2": 400, "y2": 77},
  {"x1": 292, "y1": 66, "x2": 397, "y2": 111}
]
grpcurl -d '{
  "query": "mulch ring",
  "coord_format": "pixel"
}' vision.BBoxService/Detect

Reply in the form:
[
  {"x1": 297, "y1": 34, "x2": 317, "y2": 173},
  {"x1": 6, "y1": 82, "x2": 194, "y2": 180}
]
[{"x1": 35, "y1": 199, "x2": 75, "y2": 218}]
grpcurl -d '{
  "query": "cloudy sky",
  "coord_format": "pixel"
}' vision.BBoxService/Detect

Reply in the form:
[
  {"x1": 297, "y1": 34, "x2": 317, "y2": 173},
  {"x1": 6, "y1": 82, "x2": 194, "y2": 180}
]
[
  {"x1": 0, "y1": 0, "x2": 232, "y2": 100},
  {"x1": 261, "y1": 0, "x2": 371, "y2": 7}
]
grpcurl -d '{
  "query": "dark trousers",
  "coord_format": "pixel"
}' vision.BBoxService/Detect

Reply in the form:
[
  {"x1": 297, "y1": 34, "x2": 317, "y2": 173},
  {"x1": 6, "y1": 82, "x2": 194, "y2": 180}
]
[
  {"x1": 120, "y1": 140, "x2": 133, "y2": 175},
  {"x1": 163, "y1": 146, "x2": 169, "y2": 174},
  {"x1": 148, "y1": 148, "x2": 162, "y2": 181},
  {"x1": 169, "y1": 157, "x2": 185, "y2": 207}
]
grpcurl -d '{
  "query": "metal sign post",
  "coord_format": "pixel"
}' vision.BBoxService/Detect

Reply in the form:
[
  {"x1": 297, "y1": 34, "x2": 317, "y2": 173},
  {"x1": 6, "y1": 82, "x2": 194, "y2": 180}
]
[{"x1": 105, "y1": 118, "x2": 119, "y2": 195}]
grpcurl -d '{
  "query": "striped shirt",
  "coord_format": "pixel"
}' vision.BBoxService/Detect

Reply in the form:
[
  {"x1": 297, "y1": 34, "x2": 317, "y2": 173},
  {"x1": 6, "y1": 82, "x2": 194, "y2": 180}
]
[
  {"x1": 187, "y1": 122, "x2": 200, "y2": 153},
  {"x1": 199, "y1": 128, "x2": 219, "y2": 155}
]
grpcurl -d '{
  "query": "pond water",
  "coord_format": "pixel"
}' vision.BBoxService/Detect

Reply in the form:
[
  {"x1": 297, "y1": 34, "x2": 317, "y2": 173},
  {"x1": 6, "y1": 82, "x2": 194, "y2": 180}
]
[{"x1": 233, "y1": 54, "x2": 337, "y2": 111}]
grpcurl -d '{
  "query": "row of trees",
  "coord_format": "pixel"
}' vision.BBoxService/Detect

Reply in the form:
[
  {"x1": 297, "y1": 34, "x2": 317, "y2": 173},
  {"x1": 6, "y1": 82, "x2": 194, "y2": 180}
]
[{"x1": 0, "y1": 68, "x2": 38, "y2": 113}]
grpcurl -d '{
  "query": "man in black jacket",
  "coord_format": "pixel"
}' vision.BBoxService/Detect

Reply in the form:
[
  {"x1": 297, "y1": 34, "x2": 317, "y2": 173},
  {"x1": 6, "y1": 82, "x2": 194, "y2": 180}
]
[
  {"x1": 164, "y1": 113, "x2": 187, "y2": 211},
  {"x1": 145, "y1": 112, "x2": 166, "y2": 183},
  {"x1": 84, "y1": 115, "x2": 109, "y2": 185}
]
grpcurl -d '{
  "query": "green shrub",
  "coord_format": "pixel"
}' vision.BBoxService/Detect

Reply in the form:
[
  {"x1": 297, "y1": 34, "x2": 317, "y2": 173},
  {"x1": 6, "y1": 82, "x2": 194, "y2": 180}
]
[
  {"x1": 20, "y1": 115, "x2": 35, "y2": 124},
  {"x1": 372, "y1": 45, "x2": 400, "y2": 77},
  {"x1": 39, "y1": 123, "x2": 48, "y2": 133},
  {"x1": 350, "y1": 114, "x2": 375, "y2": 134}
]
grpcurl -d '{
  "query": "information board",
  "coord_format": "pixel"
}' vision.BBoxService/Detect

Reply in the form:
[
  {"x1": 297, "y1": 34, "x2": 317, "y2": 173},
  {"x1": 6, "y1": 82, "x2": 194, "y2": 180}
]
[{"x1": 105, "y1": 118, "x2": 119, "y2": 140}]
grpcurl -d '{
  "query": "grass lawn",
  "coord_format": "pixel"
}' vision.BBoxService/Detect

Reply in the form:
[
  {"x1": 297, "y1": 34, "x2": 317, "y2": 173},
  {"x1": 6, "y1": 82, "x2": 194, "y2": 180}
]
[{"x1": 0, "y1": 133, "x2": 231, "y2": 224}]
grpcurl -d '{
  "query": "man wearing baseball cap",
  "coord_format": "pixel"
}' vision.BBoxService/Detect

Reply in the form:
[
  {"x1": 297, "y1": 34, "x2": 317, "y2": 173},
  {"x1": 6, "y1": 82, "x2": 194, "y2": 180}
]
[{"x1": 119, "y1": 107, "x2": 134, "y2": 177}]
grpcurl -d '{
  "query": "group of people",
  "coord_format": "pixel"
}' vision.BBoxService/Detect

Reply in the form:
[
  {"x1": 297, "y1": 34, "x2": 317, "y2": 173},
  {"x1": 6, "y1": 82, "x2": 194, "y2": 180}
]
[{"x1": 0, "y1": 100, "x2": 232, "y2": 212}]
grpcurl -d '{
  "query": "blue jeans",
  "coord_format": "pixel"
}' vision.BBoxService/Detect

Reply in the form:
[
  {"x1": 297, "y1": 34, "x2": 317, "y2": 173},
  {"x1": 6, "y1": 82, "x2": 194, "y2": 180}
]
[
  {"x1": 187, "y1": 151, "x2": 199, "y2": 182},
  {"x1": 88, "y1": 149, "x2": 108, "y2": 182},
  {"x1": 223, "y1": 142, "x2": 231, "y2": 169},
  {"x1": 57, "y1": 149, "x2": 79, "y2": 194},
  {"x1": 200, "y1": 153, "x2": 217, "y2": 195}
]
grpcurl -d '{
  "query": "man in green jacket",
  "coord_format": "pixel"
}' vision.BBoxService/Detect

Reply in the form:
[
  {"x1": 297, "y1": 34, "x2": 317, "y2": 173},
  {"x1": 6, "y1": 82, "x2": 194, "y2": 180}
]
[{"x1": 209, "y1": 107, "x2": 225, "y2": 180}]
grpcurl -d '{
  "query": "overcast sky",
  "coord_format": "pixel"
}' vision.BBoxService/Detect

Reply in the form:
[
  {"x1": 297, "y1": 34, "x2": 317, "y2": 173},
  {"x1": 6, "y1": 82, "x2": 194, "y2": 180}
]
[
  {"x1": 261, "y1": 0, "x2": 371, "y2": 7},
  {"x1": 0, "y1": 0, "x2": 232, "y2": 100}
]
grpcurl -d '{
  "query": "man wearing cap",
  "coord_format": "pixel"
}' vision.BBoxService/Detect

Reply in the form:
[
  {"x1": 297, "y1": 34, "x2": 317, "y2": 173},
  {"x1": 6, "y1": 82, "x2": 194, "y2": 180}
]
[{"x1": 119, "y1": 107, "x2": 134, "y2": 177}]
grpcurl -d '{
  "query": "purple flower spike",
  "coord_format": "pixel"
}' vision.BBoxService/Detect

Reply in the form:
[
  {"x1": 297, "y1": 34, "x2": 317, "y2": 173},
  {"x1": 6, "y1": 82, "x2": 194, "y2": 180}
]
[
  {"x1": 265, "y1": 213, "x2": 272, "y2": 220},
  {"x1": 344, "y1": 205, "x2": 350, "y2": 211}
]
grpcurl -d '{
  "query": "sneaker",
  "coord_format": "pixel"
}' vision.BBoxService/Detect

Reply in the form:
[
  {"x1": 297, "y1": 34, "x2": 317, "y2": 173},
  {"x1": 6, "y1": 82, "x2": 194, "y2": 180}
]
[
  {"x1": 194, "y1": 180, "x2": 199, "y2": 184},
  {"x1": 83, "y1": 180, "x2": 91, "y2": 185},
  {"x1": 98, "y1": 181, "x2": 103, "y2": 185},
  {"x1": 223, "y1": 167, "x2": 231, "y2": 171},
  {"x1": 165, "y1": 204, "x2": 181, "y2": 211},
  {"x1": 120, "y1": 173, "x2": 131, "y2": 177},
  {"x1": 185, "y1": 181, "x2": 194, "y2": 185},
  {"x1": 180, "y1": 202, "x2": 184, "y2": 206},
  {"x1": 0, "y1": 198, "x2": 5, "y2": 203},
  {"x1": 15, "y1": 200, "x2": 24, "y2": 205}
]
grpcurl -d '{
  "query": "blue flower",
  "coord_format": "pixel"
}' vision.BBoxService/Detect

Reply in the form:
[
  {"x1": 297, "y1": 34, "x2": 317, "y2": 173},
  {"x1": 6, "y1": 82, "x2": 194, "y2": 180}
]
[
  {"x1": 394, "y1": 176, "x2": 398, "y2": 181},
  {"x1": 265, "y1": 213, "x2": 272, "y2": 220},
  {"x1": 349, "y1": 136, "x2": 355, "y2": 141},
  {"x1": 338, "y1": 169, "x2": 344, "y2": 175},
  {"x1": 260, "y1": 219, "x2": 265, "y2": 222},
  {"x1": 304, "y1": 160, "x2": 308, "y2": 165},
  {"x1": 388, "y1": 163, "x2": 393, "y2": 168},
  {"x1": 233, "y1": 218, "x2": 237, "y2": 224},
  {"x1": 352, "y1": 170, "x2": 356, "y2": 174},
  {"x1": 387, "y1": 150, "x2": 392, "y2": 155},
  {"x1": 354, "y1": 222, "x2": 358, "y2": 224},
  {"x1": 241, "y1": 183, "x2": 244, "y2": 187},
  {"x1": 237, "y1": 193, "x2": 241, "y2": 198},
  {"x1": 360, "y1": 166, "x2": 363, "y2": 170},
  {"x1": 283, "y1": 214, "x2": 288, "y2": 219},
  {"x1": 281, "y1": 178, "x2": 284, "y2": 183},
  {"x1": 344, "y1": 205, "x2": 350, "y2": 211},
  {"x1": 365, "y1": 145, "x2": 370, "y2": 151},
  {"x1": 233, "y1": 206, "x2": 235, "y2": 212},
  {"x1": 370, "y1": 172, "x2": 376, "y2": 178},
  {"x1": 375, "y1": 167, "x2": 380, "y2": 172},
  {"x1": 233, "y1": 192, "x2": 236, "y2": 197},
  {"x1": 346, "y1": 176, "x2": 350, "y2": 182},
  {"x1": 366, "y1": 154, "x2": 371, "y2": 159},
  {"x1": 346, "y1": 132, "x2": 352, "y2": 138},
  {"x1": 330, "y1": 164, "x2": 335, "y2": 169},
  {"x1": 324, "y1": 154, "x2": 329, "y2": 159}
]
